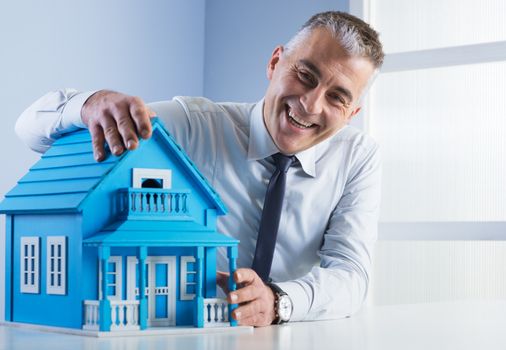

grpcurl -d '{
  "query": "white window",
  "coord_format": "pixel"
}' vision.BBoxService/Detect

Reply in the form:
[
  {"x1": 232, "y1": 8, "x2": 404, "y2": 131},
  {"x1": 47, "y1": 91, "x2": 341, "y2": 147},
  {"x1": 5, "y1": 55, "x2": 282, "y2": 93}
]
[
  {"x1": 352, "y1": 0, "x2": 506, "y2": 239},
  {"x1": 99, "y1": 256, "x2": 122, "y2": 300},
  {"x1": 132, "y1": 168, "x2": 172, "y2": 189},
  {"x1": 46, "y1": 236, "x2": 67, "y2": 295},
  {"x1": 20, "y1": 237, "x2": 40, "y2": 293},
  {"x1": 180, "y1": 256, "x2": 196, "y2": 300}
]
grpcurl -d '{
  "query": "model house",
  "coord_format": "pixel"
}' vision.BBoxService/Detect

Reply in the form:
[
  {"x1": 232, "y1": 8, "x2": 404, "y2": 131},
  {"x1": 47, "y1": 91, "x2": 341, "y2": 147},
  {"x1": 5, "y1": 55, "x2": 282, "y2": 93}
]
[{"x1": 0, "y1": 119, "x2": 239, "y2": 334}]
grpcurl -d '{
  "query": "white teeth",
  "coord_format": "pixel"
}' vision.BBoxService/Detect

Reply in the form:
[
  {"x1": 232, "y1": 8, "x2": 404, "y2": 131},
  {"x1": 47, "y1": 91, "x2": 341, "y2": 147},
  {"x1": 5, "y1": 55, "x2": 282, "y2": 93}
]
[{"x1": 288, "y1": 109, "x2": 313, "y2": 128}]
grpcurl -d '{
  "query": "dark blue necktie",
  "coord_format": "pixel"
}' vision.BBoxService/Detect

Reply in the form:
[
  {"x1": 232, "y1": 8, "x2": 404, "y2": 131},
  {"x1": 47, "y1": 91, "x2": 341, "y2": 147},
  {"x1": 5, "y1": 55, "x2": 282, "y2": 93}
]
[{"x1": 252, "y1": 153, "x2": 295, "y2": 282}]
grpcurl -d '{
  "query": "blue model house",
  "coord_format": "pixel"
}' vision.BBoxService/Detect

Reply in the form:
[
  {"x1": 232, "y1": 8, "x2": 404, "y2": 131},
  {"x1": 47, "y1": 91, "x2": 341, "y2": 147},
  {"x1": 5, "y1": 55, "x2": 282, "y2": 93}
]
[{"x1": 0, "y1": 119, "x2": 239, "y2": 333}]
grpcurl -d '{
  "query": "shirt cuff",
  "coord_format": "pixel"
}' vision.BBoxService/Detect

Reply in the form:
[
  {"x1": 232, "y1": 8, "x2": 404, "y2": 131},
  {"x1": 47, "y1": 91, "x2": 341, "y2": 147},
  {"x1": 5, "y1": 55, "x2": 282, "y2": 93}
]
[
  {"x1": 61, "y1": 90, "x2": 98, "y2": 129},
  {"x1": 275, "y1": 280, "x2": 311, "y2": 322}
]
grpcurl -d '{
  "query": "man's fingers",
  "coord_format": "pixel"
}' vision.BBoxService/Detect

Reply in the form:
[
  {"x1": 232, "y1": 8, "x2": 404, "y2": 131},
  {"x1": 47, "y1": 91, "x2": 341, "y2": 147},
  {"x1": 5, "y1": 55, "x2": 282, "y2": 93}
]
[
  {"x1": 233, "y1": 268, "x2": 258, "y2": 286},
  {"x1": 81, "y1": 90, "x2": 152, "y2": 162},
  {"x1": 216, "y1": 271, "x2": 230, "y2": 294},
  {"x1": 100, "y1": 114, "x2": 125, "y2": 156},
  {"x1": 228, "y1": 283, "x2": 258, "y2": 304},
  {"x1": 232, "y1": 298, "x2": 263, "y2": 320},
  {"x1": 236, "y1": 314, "x2": 272, "y2": 327},
  {"x1": 89, "y1": 123, "x2": 106, "y2": 162},
  {"x1": 114, "y1": 110, "x2": 139, "y2": 150},
  {"x1": 129, "y1": 97, "x2": 152, "y2": 139}
]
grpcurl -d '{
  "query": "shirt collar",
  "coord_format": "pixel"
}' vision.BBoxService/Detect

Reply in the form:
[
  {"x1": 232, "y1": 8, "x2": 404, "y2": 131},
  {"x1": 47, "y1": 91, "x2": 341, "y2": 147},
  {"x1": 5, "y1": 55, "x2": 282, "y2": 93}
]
[{"x1": 247, "y1": 99, "x2": 316, "y2": 178}]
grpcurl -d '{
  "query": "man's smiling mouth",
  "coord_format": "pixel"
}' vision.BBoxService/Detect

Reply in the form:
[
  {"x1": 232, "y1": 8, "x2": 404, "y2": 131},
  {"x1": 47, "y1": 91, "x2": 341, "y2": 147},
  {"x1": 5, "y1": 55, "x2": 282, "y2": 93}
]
[{"x1": 286, "y1": 106, "x2": 315, "y2": 129}]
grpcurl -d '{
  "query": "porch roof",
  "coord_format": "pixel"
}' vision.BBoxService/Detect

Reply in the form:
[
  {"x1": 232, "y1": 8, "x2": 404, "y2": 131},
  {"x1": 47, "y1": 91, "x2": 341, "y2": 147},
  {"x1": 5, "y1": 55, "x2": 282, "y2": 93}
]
[
  {"x1": 83, "y1": 219, "x2": 238, "y2": 247},
  {"x1": 83, "y1": 230, "x2": 238, "y2": 247}
]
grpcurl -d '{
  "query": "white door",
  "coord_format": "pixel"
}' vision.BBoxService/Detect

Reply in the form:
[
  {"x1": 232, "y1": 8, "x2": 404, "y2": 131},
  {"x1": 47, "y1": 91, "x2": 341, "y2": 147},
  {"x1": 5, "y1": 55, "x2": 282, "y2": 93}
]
[{"x1": 127, "y1": 256, "x2": 176, "y2": 327}]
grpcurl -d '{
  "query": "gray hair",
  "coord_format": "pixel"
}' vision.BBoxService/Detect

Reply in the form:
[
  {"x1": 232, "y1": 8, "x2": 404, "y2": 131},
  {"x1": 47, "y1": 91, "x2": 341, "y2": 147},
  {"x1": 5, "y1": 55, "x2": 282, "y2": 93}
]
[{"x1": 285, "y1": 11, "x2": 384, "y2": 69}]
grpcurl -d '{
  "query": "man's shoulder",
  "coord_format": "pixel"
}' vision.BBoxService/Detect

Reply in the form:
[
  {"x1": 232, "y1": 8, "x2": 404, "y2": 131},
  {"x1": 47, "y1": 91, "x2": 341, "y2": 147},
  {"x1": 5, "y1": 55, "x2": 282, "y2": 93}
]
[
  {"x1": 330, "y1": 125, "x2": 379, "y2": 153},
  {"x1": 173, "y1": 96, "x2": 255, "y2": 117}
]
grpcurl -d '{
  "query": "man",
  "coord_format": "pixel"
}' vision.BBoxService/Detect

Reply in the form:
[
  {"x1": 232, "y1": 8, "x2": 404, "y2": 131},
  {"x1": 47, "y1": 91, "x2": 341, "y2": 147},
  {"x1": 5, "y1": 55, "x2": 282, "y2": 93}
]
[{"x1": 15, "y1": 11, "x2": 384, "y2": 327}]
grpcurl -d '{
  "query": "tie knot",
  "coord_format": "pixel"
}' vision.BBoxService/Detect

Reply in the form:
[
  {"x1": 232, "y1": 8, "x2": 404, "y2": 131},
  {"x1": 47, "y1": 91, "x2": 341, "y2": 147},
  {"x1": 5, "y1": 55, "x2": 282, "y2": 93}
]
[{"x1": 273, "y1": 153, "x2": 295, "y2": 173}]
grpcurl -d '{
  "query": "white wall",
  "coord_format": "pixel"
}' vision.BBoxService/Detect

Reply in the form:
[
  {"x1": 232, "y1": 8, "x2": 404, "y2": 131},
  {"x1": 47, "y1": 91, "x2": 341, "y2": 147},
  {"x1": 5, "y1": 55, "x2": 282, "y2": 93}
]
[{"x1": 0, "y1": 0, "x2": 206, "y2": 321}]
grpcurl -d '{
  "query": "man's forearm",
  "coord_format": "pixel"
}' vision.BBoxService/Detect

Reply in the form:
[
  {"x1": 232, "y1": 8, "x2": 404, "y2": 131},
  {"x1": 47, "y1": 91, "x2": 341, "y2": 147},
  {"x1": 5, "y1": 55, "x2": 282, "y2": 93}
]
[
  {"x1": 277, "y1": 259, "x2": 370, "y2": 321},
  {"x1": 15, "y1": 89, "x2": 96, "y2": 153}
]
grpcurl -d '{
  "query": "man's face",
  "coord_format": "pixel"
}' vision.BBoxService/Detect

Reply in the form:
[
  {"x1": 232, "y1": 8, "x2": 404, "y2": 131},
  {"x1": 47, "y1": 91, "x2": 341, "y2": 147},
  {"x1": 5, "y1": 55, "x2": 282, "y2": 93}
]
[{"x1": 263, "y1": 28, "x2": 375, "y2": 154}]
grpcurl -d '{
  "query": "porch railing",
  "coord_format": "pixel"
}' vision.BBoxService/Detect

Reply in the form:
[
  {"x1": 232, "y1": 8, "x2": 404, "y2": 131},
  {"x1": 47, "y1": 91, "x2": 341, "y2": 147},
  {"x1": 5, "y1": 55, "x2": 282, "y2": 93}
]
[
  {"x1": 83, "y1": 300, "x2": 99, "y2": 331},
  {"x1": 83, "y1": 300, "x2": 140, "y2": 331},
  {"x1": 118, "y1": 188, "x2": 190, "y2": 218},
  {"x1": 83, "y1": 298, "x2": 230, "y2": 331},
  {"x1": 204, "y1": 298, "x2": 229, "y2": 327},
  {"x1": 111, "y1": 300, "x2": 140, "y2": 331}
]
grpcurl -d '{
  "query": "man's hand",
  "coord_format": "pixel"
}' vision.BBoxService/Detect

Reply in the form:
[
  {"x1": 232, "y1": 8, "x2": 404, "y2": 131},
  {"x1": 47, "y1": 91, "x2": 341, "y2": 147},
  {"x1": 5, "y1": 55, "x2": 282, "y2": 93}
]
[
  {"x1": 81, "y1": 90, "x2": 156, "y2": 161},
  {"x1": 218, "y1": 268, "x2": 276, "y2": 327}
]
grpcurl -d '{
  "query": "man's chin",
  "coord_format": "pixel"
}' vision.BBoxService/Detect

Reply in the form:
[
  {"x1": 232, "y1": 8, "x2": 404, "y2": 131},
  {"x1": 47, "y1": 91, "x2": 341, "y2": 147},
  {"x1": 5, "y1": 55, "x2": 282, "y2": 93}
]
[{"x1": 276, "y1": 141, "x2": 308, "y2": 155}]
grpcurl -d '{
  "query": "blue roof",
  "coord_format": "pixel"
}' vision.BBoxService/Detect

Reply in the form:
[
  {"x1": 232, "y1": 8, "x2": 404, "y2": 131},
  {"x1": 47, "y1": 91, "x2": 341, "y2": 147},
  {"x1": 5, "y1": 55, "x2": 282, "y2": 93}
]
[
  {"x1": 0, "y1": 119, "x2": 227, "y2": 215},
  {"x1": 83, "y1": 219, "x2": 238, "y2": 247}
]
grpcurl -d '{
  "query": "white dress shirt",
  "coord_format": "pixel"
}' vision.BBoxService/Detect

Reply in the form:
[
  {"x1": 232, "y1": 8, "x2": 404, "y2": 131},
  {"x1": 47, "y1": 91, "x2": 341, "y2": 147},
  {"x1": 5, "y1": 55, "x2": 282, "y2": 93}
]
[{"x1": 15, "y1": 89, "x2": 381, "y2": 321}]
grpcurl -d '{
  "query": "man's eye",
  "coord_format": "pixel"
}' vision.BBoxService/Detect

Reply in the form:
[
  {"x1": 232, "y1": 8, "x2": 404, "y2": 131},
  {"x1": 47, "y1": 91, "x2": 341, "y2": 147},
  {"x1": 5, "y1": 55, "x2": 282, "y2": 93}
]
[
  {"x1": 329, "y1": 93, "x2": 347, "y2": 106},
  {"x1": 297, "y1": 70, "x2": 316, "y2": 86}
]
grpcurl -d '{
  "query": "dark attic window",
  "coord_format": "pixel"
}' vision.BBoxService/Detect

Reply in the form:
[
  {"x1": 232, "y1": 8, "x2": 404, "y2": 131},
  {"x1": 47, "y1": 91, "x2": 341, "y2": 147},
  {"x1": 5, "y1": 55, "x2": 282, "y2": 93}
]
[{"x1": 141, "y1": 178, "x2": 163, "y2": 189}]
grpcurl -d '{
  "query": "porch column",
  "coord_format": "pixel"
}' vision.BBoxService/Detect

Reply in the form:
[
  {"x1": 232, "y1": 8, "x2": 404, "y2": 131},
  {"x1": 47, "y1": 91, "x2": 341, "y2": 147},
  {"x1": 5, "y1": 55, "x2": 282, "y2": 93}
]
[
  {"x1": 98, "y1": 246, "x2": 111, "y2": 331},
  {"x1": 137, "y1": 246, "x2": 148, "y2": 330},
  {"x1": 228, "y1": 246, "x2": 238, "y2": 327},
  {"x1": 194, "y1": 246, "x2": 205, "y2": 328}
]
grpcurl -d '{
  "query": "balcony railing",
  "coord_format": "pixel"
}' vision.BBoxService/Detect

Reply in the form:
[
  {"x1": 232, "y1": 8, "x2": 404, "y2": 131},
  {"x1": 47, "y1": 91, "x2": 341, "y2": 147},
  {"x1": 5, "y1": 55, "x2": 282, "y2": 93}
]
[{"x1": 118, "y1": 188, "x2": 190, "y2": 218}]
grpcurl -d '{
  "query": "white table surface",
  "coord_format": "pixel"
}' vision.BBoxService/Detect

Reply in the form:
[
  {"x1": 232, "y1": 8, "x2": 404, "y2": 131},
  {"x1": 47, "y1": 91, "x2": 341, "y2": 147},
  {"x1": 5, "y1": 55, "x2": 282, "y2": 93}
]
[{"x1": 1, "y1": 300, "x2": 505, "y2": 350}]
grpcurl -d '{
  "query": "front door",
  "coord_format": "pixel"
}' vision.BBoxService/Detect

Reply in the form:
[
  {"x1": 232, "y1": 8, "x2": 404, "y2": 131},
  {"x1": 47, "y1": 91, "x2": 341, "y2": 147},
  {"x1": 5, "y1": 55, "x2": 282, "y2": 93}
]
[{"x1": 127, "y1": 256, "x2": 176, "y2": 327}]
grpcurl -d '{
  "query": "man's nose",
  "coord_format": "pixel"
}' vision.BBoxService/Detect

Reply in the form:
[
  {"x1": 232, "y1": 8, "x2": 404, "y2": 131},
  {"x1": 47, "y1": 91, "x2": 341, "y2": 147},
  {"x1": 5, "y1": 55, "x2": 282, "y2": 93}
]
[{"x1": 300, "y1": 88, "x2": 324, "y2": 115}]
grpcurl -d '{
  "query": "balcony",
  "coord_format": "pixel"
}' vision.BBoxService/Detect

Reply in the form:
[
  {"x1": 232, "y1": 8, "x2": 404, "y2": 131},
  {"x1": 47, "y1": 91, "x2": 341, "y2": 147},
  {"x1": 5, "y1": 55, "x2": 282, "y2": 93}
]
[{"x1": 117, "y1": 188, "x2": 190, "y2": 219}]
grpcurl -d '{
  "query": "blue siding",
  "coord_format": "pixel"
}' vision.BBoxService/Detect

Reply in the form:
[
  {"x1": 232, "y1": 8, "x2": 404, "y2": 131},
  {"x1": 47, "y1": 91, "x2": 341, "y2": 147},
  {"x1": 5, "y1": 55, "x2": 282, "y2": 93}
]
[
  {"x1": 204, "y1": 247, "x2": 217, "y2": 298},
  {"x1": 12, "y1": 213, "x2": 83, "y2": 329},
  {"x1": 5, "y1": 215, "x2": 13, "y2": 321}
]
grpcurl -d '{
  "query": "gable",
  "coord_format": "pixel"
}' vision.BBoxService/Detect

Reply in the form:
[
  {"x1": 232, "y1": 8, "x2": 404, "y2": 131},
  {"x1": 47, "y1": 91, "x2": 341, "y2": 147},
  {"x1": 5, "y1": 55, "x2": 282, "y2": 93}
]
[{"x1": 0, "y1": 120, "x2": 227, "y2": 215}]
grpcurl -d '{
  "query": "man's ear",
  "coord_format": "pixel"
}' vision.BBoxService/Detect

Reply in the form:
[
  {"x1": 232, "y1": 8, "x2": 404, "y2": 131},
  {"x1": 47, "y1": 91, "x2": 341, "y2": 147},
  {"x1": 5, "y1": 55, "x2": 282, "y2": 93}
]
[
  {"x1": 348, "y1": 106, "x2": 362, "y2": 120},
  {"x1": 266, "y1": 46, "x2": 284, "y2": 80}
]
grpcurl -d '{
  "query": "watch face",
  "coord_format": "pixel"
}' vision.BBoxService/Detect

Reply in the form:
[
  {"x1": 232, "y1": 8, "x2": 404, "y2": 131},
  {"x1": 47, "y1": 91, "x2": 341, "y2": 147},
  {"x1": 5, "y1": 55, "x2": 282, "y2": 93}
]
[{"x1": 278, "y1": 295, "x2": 293, "y2": 321}]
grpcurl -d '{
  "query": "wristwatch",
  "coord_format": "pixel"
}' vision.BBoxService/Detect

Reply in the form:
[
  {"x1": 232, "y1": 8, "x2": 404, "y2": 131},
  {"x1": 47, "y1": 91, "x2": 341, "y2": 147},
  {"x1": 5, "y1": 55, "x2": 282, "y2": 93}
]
[{"x1": 267, "y1": 283, "x2": 293, "y2": 324}]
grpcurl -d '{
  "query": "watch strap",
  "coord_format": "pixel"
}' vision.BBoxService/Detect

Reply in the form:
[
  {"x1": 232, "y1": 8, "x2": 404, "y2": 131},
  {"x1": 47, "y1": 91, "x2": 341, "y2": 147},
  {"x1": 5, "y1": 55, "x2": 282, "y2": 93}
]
[{"x1": 267, "y1": 282, "x2": 290, "y2": 324}]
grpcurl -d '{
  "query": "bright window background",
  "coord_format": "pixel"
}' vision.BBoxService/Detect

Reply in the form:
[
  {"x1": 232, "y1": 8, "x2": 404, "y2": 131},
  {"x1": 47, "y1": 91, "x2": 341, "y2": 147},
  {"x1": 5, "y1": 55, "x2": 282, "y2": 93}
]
[
  {"x1": 367, "y1": 0, "x2": 506, "y2": 235},
  {"x1": 372, "y1": 62, "x2": 506, "y2": 222},
  {"x1": 373, "y1": 0, "x2": 506, "y2": 53}
]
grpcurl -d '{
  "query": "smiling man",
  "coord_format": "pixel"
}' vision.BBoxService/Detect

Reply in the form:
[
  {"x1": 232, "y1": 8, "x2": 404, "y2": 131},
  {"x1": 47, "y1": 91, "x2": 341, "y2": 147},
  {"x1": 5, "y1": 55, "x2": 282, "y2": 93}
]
[
  {"x1": 263, "y1": 26, "x2": 376, "y2": 155},
  {"x1": 15, "y1": 11, "x2": 384, "y2": 327}
]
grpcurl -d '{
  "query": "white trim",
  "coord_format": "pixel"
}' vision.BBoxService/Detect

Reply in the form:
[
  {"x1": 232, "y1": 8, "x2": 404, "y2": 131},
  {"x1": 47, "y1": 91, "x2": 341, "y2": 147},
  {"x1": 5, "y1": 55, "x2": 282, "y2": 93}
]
[
  {"x1": 382, "y1": 41, "x2": 506, "y2": 73},
  {"x1": 146, "y1": 256, "x2": 176, "y2": 327},
  {"x1": 180, "y1": 256, "x2": 196, "y2": 301},
  {"x1": 99, "y1": 256, "x2": 122, "y2": 300},
  {"x1": 132, "y1": 168, "x2": 172, "y2": 189},
  {"x1": 46, "y1": 236, "x2": 67, "y2": 295},
  {"x1": 379, "y1": 222, "x2": 506, "y2": 241},
  {"x1": 126, "y1": 256, "x2": 138, "y2": 301},
  {"x1": 20, "y1": 237, "x2": 39, "y2": 294}
]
